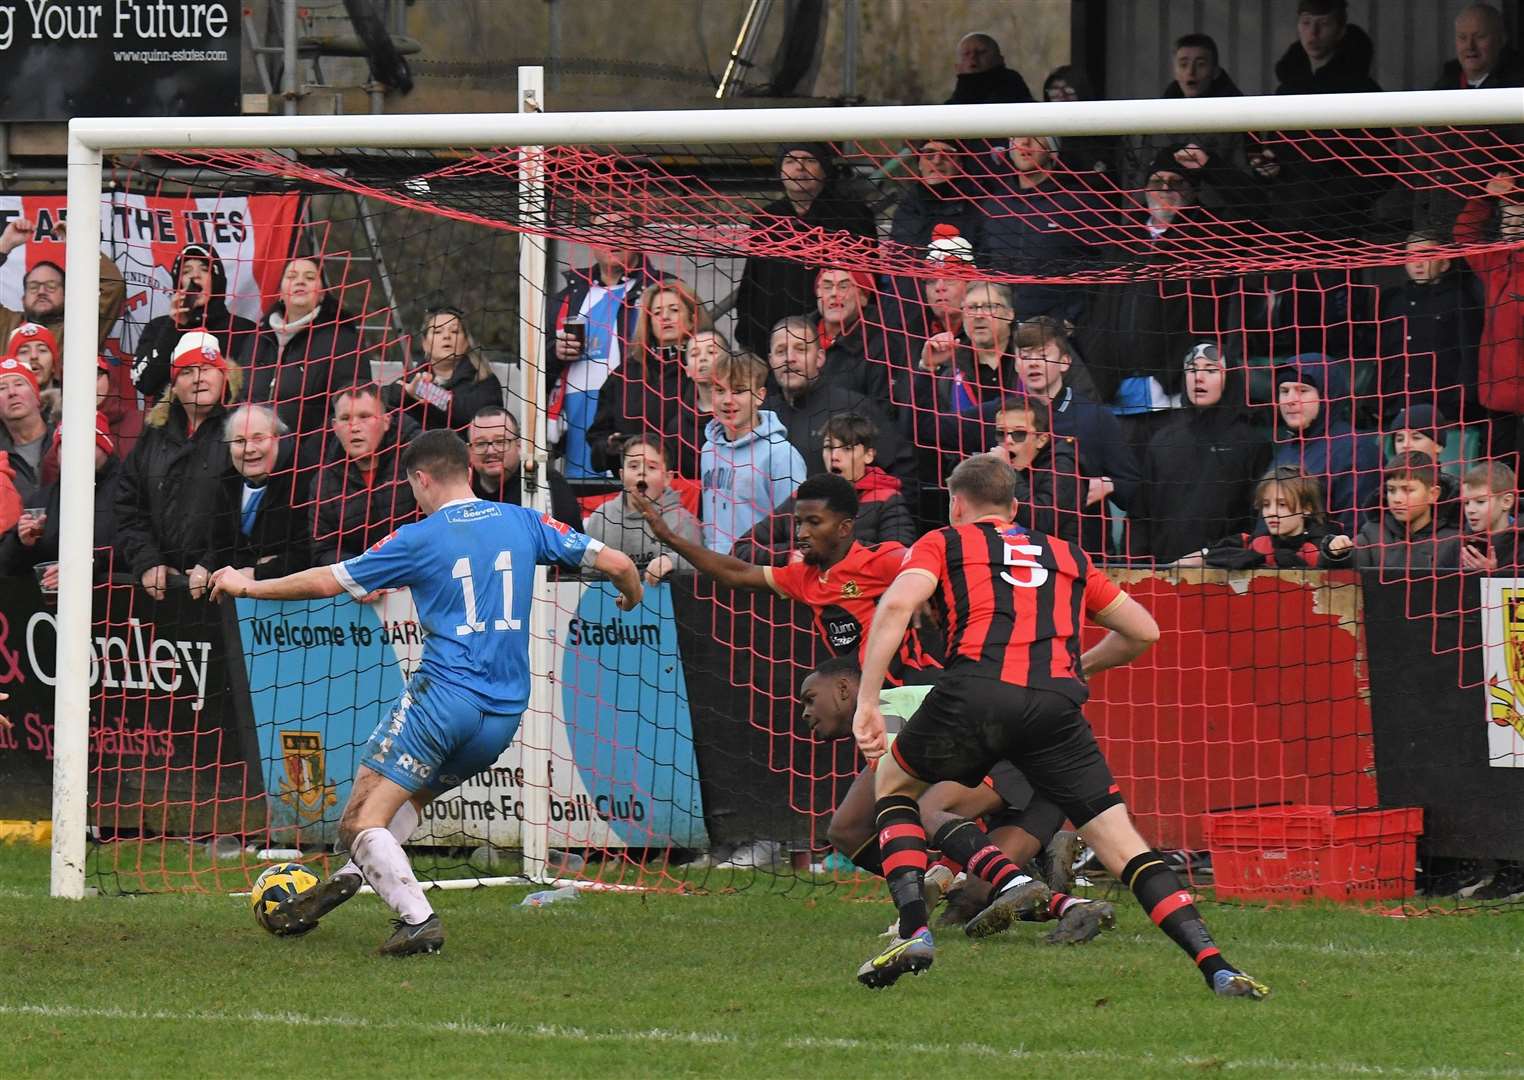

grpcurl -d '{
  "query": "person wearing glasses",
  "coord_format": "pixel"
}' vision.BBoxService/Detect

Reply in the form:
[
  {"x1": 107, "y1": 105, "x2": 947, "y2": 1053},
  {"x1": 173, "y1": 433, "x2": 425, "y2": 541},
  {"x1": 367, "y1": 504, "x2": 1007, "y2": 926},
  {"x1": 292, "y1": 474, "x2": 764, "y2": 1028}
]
[
  {"x1": 386, "y1": 306, "x2": 503, "y2": 434},
  {"x1": 990, "y1": 394, "x2": 1084, "y2": 546},
  {"x1": 0, "y1": 216, "x2": 126, "y2": 356},
  {"x1": 465, "y1": 405, "x2": 582, "y2": 530},
  {"x1": 186, "y1": 403, "x2": 312, "y2": 597}
]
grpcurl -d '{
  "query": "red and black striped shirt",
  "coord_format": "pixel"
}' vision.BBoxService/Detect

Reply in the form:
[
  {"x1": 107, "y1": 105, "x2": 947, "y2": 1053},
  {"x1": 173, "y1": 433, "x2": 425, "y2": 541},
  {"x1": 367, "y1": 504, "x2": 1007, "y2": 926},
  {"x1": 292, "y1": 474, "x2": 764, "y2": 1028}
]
[{"x1": 900, "y1": 517, "x2": 1124, "y2": 703}]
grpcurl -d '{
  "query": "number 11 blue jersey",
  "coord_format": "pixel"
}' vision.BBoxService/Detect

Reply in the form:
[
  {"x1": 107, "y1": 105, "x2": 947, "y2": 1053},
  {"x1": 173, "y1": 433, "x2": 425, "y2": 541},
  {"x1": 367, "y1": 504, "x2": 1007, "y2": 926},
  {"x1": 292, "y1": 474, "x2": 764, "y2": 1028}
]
[{"x1": 333, "y1": 498, "x2": 603, "y2": 715}]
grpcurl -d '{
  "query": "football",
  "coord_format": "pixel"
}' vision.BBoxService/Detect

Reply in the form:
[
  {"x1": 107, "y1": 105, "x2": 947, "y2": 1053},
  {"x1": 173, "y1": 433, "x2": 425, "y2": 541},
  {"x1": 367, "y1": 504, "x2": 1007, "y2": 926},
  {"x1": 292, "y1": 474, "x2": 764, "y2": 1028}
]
[{"x1": 250, "y1": 862, "x2": 321, "y2": 936}]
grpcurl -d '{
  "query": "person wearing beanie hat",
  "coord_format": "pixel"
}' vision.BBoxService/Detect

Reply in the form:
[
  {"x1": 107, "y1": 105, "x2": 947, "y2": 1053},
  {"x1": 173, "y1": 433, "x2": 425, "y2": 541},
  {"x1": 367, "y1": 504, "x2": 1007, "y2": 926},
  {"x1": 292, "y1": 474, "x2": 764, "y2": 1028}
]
[
  {"x1": 116, "y1": 327, "x2": 244, "y2": 600},
  {"x1": 0, "y1": 409, "x2": 123, "y2": 581},
  {"x1": 926, "y1": 223, "x2": 975, "y2": 264},
  {"x1": 733, "y1": 143, "x2": 875, "y2": 356},
  {"x1": 1388, "y1": 403, "x2": 1451, "y2": 459},
  {"x1": 132, "y1": 242, "x2": 258, "y2": 400},
  {"x1": 1267, "y1": 354, "x2": 1382, "y2": 536},
  {"x1": 0, "y1": 355, "x2": 51, "y2": 506},
  {"x1": 9, "y1": 321, "x2": 59, "y2": 392}
]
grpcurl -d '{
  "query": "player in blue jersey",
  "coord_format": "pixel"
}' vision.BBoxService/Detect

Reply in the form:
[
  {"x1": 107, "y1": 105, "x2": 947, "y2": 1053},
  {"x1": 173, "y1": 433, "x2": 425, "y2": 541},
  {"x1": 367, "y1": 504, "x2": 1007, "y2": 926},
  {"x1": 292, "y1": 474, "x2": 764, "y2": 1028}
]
[{"x1": 210, "y1": 430, "x2": 642, "y2": 956}]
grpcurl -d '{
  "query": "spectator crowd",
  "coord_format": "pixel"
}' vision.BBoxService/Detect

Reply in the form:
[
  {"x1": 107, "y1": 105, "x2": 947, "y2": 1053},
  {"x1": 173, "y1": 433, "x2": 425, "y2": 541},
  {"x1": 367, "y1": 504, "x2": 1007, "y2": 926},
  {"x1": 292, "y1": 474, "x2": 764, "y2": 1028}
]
[{"x1": 3, "y1": 0, "x2": 1523, "y2": 593}]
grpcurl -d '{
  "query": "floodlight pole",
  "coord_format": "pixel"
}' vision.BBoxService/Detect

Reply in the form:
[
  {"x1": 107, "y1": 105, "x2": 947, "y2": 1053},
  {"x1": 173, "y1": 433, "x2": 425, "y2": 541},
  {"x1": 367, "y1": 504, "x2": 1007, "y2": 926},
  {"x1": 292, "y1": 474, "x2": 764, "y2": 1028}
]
[
  {"x1": 517, "y1": 65, "x2": 555, "y2": 883},
  {"x1": 51, "y1": 132, "x2": 104, "y2": 900}
]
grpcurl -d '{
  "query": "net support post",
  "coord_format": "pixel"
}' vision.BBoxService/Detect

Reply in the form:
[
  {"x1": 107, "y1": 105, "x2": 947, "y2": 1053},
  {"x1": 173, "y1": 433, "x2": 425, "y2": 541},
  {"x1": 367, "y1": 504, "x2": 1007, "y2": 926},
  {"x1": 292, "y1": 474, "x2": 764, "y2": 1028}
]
[
  {"x1": 516, "y1": 65, "x2": 555, "y2": 883},
  {"x1": 50, "y1": 130, "x2": 103, "y2": 900}
]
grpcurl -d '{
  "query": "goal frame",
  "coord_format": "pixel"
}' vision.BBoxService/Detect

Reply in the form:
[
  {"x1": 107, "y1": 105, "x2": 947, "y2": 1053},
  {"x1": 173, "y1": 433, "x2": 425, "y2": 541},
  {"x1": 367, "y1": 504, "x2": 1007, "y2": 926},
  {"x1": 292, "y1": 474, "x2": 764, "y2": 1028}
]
[{"x1": 51, "y1": 82, "x2": 1524, "y2": 898}]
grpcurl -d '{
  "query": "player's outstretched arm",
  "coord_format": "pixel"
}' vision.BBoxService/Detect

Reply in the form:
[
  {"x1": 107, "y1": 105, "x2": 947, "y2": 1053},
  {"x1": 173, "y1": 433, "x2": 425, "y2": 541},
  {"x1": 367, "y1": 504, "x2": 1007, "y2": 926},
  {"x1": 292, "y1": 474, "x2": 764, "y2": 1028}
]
[
  {"x1": 593, "y1": 546, "x2": 644, "y2": 611},
  {"x1": 629, "y1": 492, "x2": 769, "y2": 591},
  {"x1": 209, "y1": 564, "x2": 346, "y2": 603},
  {"x1": 853, "y1": 569, "x2": 937, "y2": 759},
  {"x1": 1080, "y1": 594, "x2": 1160, "y2": 677}
]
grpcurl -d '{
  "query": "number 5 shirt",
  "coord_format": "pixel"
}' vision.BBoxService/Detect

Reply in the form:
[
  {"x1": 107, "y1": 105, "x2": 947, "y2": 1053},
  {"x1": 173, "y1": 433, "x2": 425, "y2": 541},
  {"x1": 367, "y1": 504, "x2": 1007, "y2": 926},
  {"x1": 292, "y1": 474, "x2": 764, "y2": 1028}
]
[
  {"x1": 898, "y1": 517, "x2": 1124, "y2": 703},
  {"x1": 333, "y1": 498, "x2": 603, "y2": 715}
]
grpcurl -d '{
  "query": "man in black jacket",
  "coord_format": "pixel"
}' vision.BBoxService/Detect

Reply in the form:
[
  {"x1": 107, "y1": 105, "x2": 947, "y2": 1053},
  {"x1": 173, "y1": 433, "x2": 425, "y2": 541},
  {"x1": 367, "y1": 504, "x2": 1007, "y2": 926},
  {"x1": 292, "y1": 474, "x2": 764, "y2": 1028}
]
[
  {"x1": 133, "y1": 244, "x2": 259, "y2": 399},
  {"x1": 1131, "y1": 344, "x2": 1271, "y2": 563},
  {"x1": 187, "y1": 403, "x2": 312, "y2": 597},
  {"x1": 944, "y1": 33, "x2": 1033, "y2": 105},
  {"x1": 734, "y1": 143, "x2": 876, "y2": 356},
  {"x1": 1256, "y1": 0, "x2": 1388, "y2": 239},
  {"x1": 115, "y1": 332, "x2": 239, "y2": 599},
  {"x1": 764, "y1": 316, "x2": 916, "y2": 496},
  {"x1": 311, "y1": 384, "x2": 420, "y2": 565},
  {"x1": 975, "y1": 135, "x2": 1116, "y2": 325}
]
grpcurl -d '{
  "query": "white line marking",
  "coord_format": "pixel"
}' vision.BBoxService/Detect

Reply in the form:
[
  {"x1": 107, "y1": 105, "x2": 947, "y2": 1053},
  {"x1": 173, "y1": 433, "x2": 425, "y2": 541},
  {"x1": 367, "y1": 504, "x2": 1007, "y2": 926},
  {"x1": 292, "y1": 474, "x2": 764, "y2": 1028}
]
[{"x1": 1, "y1": 1003, "x2": 1518, "y2": 1079}]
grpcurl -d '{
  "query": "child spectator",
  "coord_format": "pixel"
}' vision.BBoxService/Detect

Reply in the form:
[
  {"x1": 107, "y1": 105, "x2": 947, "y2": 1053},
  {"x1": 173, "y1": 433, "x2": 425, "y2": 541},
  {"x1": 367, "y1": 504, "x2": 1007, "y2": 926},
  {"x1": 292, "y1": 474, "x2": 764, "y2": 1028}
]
[
  {"x1": 0, "y1": 354, "x2": 53, "y2": 506},
  {"x1": 1377, "y1": 232, "x2": 1484, "y2": 426},
  {"x1": 731, "y1": 411, "x2": 914, "y2": 562},
  {"x1": 991, "y1": 394, "x2": 1084, "y2": 546},
  {"x1": 1325, "y1": 452, "x2": 1460, "y2": 573},
  {"x1": 701, "y1": 350, "x2": 806, "y2": 554},
  {"x1": 1386, "y1": 403, "x2": 1462, "y2": 524},
  {"x1": 582, "y1": 433, "x2": 701, "y2": 585},
  {"x1": 1270, "y1": 354, "x2": 1382, "y2": 536},
  {"x1": 1176, "y1": 467, "x2": 1341, "y2": 569},
  {"x1": 1460, "y1": 460, "x2": 1519, "y2": 572}
]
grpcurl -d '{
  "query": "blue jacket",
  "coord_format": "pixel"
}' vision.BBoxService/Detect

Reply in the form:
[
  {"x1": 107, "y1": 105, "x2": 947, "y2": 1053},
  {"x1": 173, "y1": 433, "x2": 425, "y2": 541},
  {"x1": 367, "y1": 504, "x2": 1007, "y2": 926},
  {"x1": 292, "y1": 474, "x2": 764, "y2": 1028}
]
[
  {"x1": 1269, "y1": 353, "x2": 1383, "y2": 536},
  {"x1": 700, "y1": 411, "x2": 807, "y2": 554}
]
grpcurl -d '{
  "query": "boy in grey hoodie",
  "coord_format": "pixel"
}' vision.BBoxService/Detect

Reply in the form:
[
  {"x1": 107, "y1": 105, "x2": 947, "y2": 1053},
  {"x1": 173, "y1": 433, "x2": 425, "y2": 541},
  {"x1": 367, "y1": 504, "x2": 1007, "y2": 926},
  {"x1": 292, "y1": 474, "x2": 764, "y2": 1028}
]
[
  {"x1": 701, "y1": 351, "x2": 806, "y2": 553},
  {"x1": 582, "y1": 433, "x2": 702, "y2": 583}
]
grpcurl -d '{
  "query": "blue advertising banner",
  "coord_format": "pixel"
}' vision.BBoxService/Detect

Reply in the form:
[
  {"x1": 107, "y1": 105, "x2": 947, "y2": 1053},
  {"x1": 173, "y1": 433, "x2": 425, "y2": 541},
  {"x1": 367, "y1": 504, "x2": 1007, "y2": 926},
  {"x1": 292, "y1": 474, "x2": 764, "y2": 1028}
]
[
  {"x1": 561, "y1": 580, "x2": 707, "y2": 847},
  {"x1": 232, "y1": 580, "x2": 708, "y2": 850}
]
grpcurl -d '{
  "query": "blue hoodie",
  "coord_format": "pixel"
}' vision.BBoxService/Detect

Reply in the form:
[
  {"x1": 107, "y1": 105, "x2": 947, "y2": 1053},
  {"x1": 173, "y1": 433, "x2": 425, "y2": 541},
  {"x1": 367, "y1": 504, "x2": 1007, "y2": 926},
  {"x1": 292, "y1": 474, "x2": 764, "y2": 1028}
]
[
  {"x1": 701, "y1": 410, "x2": 807, "y2": 554},
  {"x1": 1269, "y1": 353, "x2": 1382, "y2": 536}
]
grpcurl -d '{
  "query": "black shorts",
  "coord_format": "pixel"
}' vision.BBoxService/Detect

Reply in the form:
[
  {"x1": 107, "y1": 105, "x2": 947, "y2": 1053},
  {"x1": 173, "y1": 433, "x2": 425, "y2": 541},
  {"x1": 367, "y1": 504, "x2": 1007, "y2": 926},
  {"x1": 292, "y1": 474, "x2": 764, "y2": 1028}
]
[{"x1": 891, "y1": 673, "x2": 1123, "y2": 828}]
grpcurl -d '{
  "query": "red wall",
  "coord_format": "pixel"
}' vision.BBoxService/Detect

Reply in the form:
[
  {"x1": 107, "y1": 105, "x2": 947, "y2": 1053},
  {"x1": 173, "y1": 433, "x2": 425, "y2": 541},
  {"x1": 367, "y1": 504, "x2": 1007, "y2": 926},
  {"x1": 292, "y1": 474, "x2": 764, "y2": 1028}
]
[{"x1": 1087, "y1": 571, "x2": 1376, "y2": 850}]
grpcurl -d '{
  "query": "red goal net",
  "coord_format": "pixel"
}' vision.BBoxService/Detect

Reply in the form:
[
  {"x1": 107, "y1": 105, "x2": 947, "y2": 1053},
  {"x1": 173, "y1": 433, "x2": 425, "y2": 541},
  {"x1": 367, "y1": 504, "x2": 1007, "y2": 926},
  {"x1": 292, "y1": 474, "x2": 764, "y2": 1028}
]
[{"x1": 21, "y1": 117, "x2": 1524, "y2": 908}]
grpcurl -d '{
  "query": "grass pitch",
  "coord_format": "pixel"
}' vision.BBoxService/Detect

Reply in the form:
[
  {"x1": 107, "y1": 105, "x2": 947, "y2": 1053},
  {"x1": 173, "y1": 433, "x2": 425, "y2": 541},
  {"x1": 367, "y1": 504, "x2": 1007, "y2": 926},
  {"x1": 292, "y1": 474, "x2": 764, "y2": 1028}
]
[{"x1": 3, "y1": 844, "x2": 1522, "y2": 1079}]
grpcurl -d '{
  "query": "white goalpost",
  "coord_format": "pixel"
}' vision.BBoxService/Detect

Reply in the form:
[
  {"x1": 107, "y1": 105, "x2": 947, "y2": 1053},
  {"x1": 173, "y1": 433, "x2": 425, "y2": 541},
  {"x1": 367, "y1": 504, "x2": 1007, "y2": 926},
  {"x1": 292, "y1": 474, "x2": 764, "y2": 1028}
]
[{"x1": 50, "y1": 83, "x2": 1524, "y2": 898}]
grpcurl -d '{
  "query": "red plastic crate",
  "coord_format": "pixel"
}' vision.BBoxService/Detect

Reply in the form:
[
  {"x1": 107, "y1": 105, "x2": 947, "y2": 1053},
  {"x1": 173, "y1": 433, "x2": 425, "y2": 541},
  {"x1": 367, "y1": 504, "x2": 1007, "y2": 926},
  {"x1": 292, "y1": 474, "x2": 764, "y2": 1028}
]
[{"x1": 1204, "y1": 806, "x2": 1423, "y2": 902}]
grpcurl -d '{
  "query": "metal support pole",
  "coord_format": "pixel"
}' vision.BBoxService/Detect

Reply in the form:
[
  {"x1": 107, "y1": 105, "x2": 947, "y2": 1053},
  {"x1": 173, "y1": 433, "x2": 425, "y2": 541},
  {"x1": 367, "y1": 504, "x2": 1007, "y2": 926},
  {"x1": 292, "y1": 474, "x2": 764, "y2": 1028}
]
[
  {"x1": 516, "y1": 65, "x2": 554, "y2": 883},
  {"x1": 842, "y1": 0, "x2": 859, "y2": 100},
  {"x1": 50, "y1": 130, "x2": 103, "y2": 900},
  {"x1": 282, "y1": 0, "x2": 300, "y2": 116}
]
